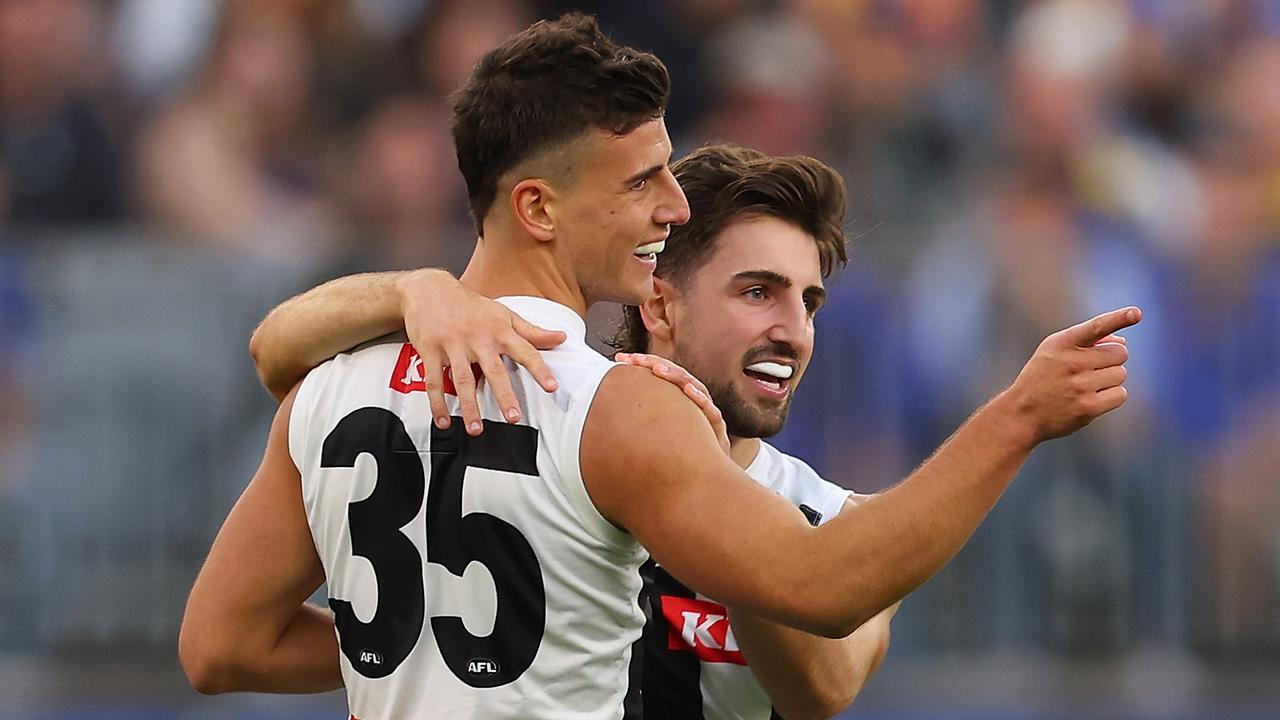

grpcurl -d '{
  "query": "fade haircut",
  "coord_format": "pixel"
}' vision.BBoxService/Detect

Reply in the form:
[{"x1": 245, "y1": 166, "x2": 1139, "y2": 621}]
[
  {"x1": 611, "y1": 144, "x2": 849, "y2": 354},
  {"x1": 451, "y1": 13, "x2": 671, "y2": 234}
]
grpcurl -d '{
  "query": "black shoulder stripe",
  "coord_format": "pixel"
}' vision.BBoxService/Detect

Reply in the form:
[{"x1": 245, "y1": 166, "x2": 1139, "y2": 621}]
[{"x1": 798, "y1": 503, "x2": 822, "y2": 527}]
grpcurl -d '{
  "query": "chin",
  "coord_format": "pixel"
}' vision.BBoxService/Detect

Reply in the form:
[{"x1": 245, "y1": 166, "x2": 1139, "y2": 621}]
[
  {"x1": 615, "y1": 276, "x2": 654, "y2": 305},
  {"x1": 587, "y1": 275, "x2": 648, "y2": 307},
  {"x1": 726, "y1": 420, "x2": 786, "y2": 440},
  {"x1": 753, "y1": 418, "x2": 787, "y2": 439},
  {"x1": 723, "y1": 402, "x2": 790, "y2": 439}
]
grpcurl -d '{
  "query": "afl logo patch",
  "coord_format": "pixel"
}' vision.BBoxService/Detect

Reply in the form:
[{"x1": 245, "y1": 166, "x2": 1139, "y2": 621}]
[
  {"x1": 467, "y1": 657, "x2": 501, "y2": 676},
  {"x1": 358, "y1": 649, "x2": 383, "y2": 666}
]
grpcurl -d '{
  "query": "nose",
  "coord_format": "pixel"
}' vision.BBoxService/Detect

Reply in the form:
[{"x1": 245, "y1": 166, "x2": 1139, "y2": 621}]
[
  {"x1": 767, "y1": 294, "x2": 814, "y2": 355},
  {"x1": 654, "y1": 167, "x2": 691, "y2": 227}
]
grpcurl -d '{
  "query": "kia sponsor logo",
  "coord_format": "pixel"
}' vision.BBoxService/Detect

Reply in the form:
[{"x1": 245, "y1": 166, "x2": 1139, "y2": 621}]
[
  {"x1": 389, "y1": 344, "x2": 430, "y2": 394},
  {"x1": 389, "y1": 343, "x2": 483, "y2": 395},
  {"x1": 660, "y1": 596, "x2": 746, "y2": 665}
]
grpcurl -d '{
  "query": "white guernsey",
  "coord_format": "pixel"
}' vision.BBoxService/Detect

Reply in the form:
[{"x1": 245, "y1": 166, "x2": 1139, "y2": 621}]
[{"x1": 290, "y1": 297, "x2": 648, "y2": 719}]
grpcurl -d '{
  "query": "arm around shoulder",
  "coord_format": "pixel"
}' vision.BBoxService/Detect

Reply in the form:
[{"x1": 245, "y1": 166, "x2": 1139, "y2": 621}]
[
  {"x1": 249, "y1": 271, "x2": 415, "y2": 401},
  {"x1": 583, "y1": 367, "x2": 1047, "y2": 639}
]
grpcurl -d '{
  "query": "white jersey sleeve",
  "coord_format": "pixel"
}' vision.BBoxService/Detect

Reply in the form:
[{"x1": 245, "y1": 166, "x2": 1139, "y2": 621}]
[
  {"x1": 289, "y1": 296, "x2": 648, "y2": 720},
  {"x1": 746, "y1": 441, "x2": 856, "y2": 525}
]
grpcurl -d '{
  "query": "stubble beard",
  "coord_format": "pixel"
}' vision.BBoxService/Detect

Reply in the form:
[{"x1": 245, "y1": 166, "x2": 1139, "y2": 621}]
[
  {"x1": 704, "y1": 377, "x2": 790, "y2": 439},
  {"x1": 671, "y1": 340, "x2": 791, "y2": 439}
]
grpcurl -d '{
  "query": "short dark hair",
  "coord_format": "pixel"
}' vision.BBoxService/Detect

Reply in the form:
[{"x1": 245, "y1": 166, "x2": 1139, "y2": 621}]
[
  {"x1": 611, "y1": 144, "x2": 849, "y2": 354},
  {"x1": 451, "y1": 13, "x2": 671, "y2": 234}
]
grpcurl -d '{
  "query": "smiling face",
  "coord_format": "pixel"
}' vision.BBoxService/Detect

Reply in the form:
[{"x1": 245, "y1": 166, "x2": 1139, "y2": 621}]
[
  {"x1": 664, "y1": 215, "x2": 826, "y2": 438},
  {"x1": 551, "y1": 118, "x2": 691, "y2": 306}
]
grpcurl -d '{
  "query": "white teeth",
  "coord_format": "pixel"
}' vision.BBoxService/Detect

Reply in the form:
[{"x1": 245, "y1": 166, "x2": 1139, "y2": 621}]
[
  {"x1": 634, "y1": 240, "x2": 666, "y2": 256},
  {"x1": 745, "y1": 361, "x2": 794, "y2": 380}
]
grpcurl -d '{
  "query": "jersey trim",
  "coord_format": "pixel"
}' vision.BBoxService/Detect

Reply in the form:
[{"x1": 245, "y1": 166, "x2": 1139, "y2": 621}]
[
  {"x1": 554, "y1": 362, "x2": 634, "y2": 549},
  {"x1": 288, "y1": 359, "x2": 332, "y2": 479}
]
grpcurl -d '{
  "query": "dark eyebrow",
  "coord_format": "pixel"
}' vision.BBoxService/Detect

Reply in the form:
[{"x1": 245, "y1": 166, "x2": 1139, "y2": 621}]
[
  {"x1": 734, "y1": 270, "x2": 791, "y2": 287},
  {"x1": 734, "y1": 270, "x2": 826, "y2": 305},
  {"x1": 624, "y1": 163, "x2": 665, "y2": 189},
  {"x1": 623, "y1": 148, "x2": 673, "y2": 189}
]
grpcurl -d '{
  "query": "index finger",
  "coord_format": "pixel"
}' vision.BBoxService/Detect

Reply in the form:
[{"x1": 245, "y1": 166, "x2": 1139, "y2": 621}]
[{"x1": 1066, "y1": 307, "x2": 1142, "y2": 347}]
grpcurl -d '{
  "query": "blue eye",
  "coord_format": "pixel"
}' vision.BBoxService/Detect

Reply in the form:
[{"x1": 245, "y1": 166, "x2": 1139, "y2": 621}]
[{"x1": 744, "y1": 287, "x2": 765, "y2": 301}]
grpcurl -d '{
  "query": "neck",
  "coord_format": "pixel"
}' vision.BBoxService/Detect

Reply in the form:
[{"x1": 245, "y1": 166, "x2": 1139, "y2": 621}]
[
  {"x1": 728, "y1": 435, "x2": 761, "y2": 469},
  {"x1": 460, "y1": 232, "x2": 589, "y2": 318}
]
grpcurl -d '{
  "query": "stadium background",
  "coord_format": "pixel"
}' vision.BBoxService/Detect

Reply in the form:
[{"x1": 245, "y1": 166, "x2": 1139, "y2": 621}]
[{"x1": 1, "y1": 0, "x2": 1278, "y2": 717}]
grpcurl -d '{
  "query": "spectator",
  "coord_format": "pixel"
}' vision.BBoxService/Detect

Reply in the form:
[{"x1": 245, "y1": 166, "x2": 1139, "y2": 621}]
[
  {"x1": 0, "y1": 0, "x2": 126, "y2": 224},
  {"x1": 132, "y1": 0, "x2": 335, "y2": 265},
  {"x1": 333, "y1": 95, "x2": 472, "y2": 273}
]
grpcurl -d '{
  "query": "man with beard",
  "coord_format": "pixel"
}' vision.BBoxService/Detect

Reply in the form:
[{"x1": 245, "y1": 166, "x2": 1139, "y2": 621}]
[
  {"x1": 605, "y1": 144, "x2": 893, "y2": 719},
  {"x1": 244, "y1": 144, "x2": 1137, "y2": 719}
]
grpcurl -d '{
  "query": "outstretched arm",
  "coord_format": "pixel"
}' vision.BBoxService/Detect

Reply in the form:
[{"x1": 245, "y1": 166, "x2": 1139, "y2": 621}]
[
  {"x1": 602, "y1": 369, "x2": 907, "y2": 711},
  {"x1": 616, "y1": 355, "x2": 886, "y2": 718},
  {"x1": 585, "y1": 307, "x2": 1142, "y2": 637},
  {"x1": 179, "y1": 386, "x2": 341, "y2": 694},
  {"x1": 250, "y1": 269, "x2": 566, "y2": 433}
]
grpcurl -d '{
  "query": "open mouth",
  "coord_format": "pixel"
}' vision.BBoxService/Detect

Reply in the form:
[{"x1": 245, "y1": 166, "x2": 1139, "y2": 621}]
[
  {"x1": 743, "y1": 361, "x2": 794, "y2": 396},
  {"x1": 633, "y1": 240, "x2": 666, "y2": 262}
]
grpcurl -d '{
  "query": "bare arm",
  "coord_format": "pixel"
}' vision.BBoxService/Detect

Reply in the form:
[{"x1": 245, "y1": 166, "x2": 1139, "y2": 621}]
[
  {"x1": 612, "y1": 357, "x2": 888, "y2": 717},
  {"x1": 250, "y1": 272, "x2": 412, "y2": 401},
  {"x1": 250, "y1": 269, "x2": 566, "y2": 432},
  {"x1": 584, "y1": 308, "x2": 1140, "y2": 638},
  {"x1": 179, "y1": 387, "x2": 342, "y2": 694},
  {"x1": 724, "y1": 498, "x2": 897, "y2": 720},
  {"x1": 585, "y1": 367, "x2": 1025, "y2": 636},
  {"x1": 730, "y1": 598, "x2": 897, "y2": 720}
]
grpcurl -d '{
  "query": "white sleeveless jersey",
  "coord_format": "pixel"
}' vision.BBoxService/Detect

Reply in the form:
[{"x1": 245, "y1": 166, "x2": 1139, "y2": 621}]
[
  {"x1": 635, "y1": 442, "x2": 858, "y2": 720},
  {"x1": 289, "y1": 296, "x2": 648, "y2": 720}
]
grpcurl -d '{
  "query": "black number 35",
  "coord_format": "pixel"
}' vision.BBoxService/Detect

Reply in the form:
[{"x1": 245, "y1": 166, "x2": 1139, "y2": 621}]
[{"x1": 320, "y1": 407, "x2": 545, "y2": 687}]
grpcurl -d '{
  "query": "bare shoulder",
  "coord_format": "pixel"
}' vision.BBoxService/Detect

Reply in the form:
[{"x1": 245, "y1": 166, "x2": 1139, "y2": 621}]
[
  {"x1": 581, "y1": 364, "x2": 730, "y2": 528},
  {"x1": 582, "y1": 363, "x2": 732, "y2": 460},
  {"x1": 586, "y1": 363, "x2": 699, "y2": 429}
]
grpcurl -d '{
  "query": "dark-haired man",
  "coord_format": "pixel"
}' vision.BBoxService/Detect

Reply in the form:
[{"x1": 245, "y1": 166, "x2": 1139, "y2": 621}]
[
  {"x1": 181, "y1": 13, "x2": 1140, "y2": 720},
  {"x1": 247, "y1": 144, "x2": 896, "y2": 719},
  {"x1": 610, "y1": 145, "x2": 891, "y2": 719}
]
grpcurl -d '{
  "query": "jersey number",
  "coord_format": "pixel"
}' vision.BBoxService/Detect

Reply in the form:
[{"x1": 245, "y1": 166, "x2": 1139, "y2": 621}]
[{"x1": 321, "y1": 408, "x2": 545, "y2": 687}]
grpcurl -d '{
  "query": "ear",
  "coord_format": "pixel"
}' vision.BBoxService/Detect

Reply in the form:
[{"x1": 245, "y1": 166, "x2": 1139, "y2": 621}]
[
  {"x1": 639, "y1": 276, "x2": 680, "y2": 343},
  {"x1": 509, "y1": 178, "x2": 556, "y2": 243}
]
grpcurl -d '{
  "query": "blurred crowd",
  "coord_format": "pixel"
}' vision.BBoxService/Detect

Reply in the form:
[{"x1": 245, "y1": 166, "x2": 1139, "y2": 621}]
[{"x1": 1, "y1": 0, "x2": 1278, "y2": 665}]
